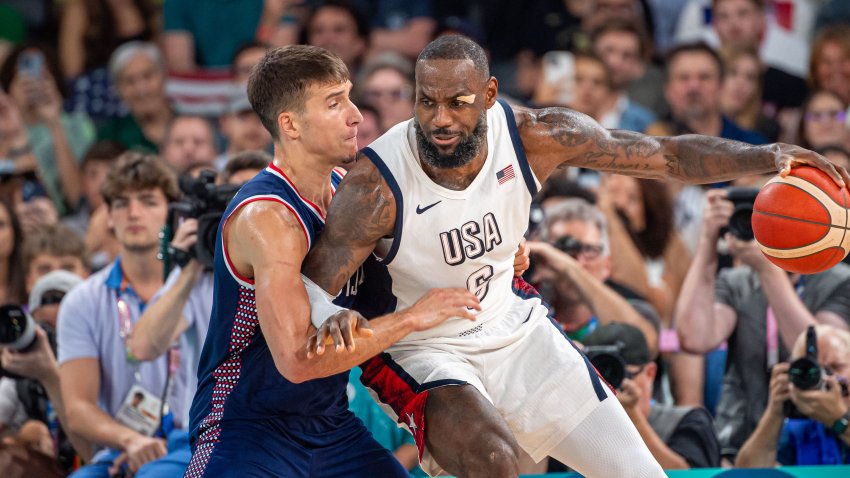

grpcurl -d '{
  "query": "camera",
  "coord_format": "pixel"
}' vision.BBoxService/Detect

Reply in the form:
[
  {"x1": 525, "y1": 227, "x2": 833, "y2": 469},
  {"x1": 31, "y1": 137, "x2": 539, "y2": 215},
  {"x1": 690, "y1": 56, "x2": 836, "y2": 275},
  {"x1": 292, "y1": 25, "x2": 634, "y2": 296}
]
[
  {"x1": 169, "y1": 170, "x2": 240, "y2": 269},
  {"x1": 788, "y1": 326, "x2": 823, "y2": 391},
  {"x1": 553, "y1": 235, "x2": 583, "y2": 258},
  {"x1": 585, "y1": 344, "x2": 627, "y2": 389},
  {"x1": 782, "y1": 326, "x2": 850, "y2": 417},
  {"x1": 724, "y1": 187, "x2": 760, "y2": 241},
  {"x1": 0, "y1": 305, "x2": 37, "y2": 353}
]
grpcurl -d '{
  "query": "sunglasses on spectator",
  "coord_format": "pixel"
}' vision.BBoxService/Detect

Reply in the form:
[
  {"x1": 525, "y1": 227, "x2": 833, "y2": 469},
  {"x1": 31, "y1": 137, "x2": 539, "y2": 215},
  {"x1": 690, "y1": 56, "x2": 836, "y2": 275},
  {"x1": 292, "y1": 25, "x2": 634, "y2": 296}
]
[
  {"x1": 552, "y1": 235, "x2": 605, "y2": 259},
  {"x1": 804, "y1": 110, "x2": 847, "y2": 123},
  {"x1": 363, "y1": 86, "x2": 413, "y2": 103}
]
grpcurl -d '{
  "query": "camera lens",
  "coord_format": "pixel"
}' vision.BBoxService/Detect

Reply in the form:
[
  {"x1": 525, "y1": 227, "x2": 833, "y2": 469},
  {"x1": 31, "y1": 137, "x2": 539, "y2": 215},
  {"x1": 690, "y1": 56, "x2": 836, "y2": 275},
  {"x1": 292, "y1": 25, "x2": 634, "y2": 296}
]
[
  {"x1": 0, "y1": 304, "x2": 37, "y2": 352},
  {"x1": 588, "y1": 352, "x2": 626, "y2": 390},
  {"x1": 728, "y1": 206, "x2": 754, "y2": 241},
  {"x1": 788, "y1": 357, "x2": 823, "y2": 390}
]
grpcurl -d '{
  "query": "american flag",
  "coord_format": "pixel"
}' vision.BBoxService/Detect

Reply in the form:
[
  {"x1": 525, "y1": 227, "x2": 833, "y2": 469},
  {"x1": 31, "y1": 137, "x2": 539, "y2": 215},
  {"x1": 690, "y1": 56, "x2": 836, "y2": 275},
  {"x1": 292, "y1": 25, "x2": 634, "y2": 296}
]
[{"x1": 496, "y1": 164, "x2": 515, "y2": 185}]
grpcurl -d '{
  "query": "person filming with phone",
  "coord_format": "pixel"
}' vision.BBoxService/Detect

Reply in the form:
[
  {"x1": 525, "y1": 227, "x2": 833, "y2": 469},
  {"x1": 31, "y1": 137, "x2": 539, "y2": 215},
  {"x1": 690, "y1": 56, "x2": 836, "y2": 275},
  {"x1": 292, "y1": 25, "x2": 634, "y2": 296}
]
[
  {"x1": 0, "y1": 44, "x2": 95, "y2": 216},
  {"x1": 736, "y1": 324, "x2": 850, "y2": 466}
]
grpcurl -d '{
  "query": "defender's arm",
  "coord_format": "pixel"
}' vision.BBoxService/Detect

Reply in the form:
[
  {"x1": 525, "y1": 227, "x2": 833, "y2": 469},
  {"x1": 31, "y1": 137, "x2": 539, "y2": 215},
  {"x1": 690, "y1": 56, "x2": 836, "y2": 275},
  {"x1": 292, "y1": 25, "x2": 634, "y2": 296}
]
[{"x1": 515, "y1": 106, "x2": 848, "y2": 186}]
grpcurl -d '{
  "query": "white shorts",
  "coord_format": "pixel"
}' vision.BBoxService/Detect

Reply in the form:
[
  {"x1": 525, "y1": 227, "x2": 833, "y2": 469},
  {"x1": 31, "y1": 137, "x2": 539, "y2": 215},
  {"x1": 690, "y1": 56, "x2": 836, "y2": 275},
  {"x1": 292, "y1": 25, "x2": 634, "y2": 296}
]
[{"x1": 359, "y1": 293, "x2": 610, "y2": 476}]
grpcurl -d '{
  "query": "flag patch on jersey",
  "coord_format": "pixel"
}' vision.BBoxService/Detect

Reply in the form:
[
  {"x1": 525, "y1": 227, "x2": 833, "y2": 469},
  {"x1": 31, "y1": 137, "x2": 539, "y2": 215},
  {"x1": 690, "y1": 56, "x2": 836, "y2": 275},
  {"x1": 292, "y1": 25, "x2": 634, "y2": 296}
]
[{"x1": 496, "y1": 164, "x2": 515, "y2": 185}]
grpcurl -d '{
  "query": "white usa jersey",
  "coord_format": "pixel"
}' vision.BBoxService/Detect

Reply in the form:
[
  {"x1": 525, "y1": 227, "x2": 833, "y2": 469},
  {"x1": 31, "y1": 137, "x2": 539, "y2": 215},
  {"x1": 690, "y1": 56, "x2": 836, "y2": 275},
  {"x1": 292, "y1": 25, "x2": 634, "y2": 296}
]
[{"x1": 362, "y1": 99, "x2": 541, "y2": 341}]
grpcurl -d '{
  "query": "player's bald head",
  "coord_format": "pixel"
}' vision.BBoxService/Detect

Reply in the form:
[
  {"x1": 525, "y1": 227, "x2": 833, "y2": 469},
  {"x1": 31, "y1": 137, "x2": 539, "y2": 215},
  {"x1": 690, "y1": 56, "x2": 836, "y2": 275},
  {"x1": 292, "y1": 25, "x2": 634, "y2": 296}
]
[{"x1": 416, "y1": 35, "x2": 489, "y2": 81}]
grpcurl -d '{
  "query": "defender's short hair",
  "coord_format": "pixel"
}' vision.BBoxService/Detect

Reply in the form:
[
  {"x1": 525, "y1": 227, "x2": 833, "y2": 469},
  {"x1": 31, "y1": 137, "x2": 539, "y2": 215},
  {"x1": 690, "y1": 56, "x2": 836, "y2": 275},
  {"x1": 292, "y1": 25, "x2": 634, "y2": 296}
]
[{"x1": 247, "y1": 45, "x2": 350, "y2": 141}]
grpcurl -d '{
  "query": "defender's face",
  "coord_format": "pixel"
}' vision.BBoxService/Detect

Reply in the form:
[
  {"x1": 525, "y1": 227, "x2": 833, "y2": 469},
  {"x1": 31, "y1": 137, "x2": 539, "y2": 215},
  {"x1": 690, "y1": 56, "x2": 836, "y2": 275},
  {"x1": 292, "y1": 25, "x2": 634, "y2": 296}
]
[
  {"x1": 413, "y1": 59, "x2": 494, "y2": 162},
  {"x1": 297, "y1": 80, "x2": 362, "y2": 164}
]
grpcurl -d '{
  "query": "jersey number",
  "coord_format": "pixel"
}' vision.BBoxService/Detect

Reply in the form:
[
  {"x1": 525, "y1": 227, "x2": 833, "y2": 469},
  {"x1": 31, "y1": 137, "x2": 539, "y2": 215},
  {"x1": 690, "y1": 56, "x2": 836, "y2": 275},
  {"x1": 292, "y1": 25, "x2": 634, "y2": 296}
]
[{"x1": 467, "y1": 265, "x2": 494, "y2": 301}]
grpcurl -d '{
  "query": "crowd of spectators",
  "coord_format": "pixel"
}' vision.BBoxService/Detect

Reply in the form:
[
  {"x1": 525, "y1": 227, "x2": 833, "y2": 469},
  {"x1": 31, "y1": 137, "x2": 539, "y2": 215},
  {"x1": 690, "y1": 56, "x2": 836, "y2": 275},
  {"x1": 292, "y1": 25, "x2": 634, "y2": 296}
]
[{"x1": 1, "y1": 0, "x2": 850, "y2": 476}]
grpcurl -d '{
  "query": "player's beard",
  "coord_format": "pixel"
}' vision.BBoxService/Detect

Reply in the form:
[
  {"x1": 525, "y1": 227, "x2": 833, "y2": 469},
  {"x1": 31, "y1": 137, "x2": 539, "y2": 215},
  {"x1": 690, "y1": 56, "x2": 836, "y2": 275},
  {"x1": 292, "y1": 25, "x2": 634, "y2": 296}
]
[{"x1": 415, "y1": 112, "x2": 487, "y2": 169}]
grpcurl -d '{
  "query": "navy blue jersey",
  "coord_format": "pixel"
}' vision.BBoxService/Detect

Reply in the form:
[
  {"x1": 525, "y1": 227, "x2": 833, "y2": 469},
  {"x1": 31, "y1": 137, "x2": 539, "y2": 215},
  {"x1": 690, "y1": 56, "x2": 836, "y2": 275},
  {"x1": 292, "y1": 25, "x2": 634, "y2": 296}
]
[{"x1": 187, "y1": 164, "x2": 355, "y2": 462}]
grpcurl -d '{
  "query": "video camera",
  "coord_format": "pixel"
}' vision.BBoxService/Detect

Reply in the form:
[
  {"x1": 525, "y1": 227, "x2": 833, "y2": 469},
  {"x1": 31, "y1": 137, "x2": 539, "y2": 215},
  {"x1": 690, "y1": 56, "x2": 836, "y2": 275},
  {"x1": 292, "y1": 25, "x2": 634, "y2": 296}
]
[
  {"x1": 168, "y1": 170, "x2": 240, "y2": 269},
  {"x1": 584, "y1": 343, "x2": 628, "y2": 389},
  {"x1": 724, "y1": 187, "x2": 760, "y2": 241},
  {"x1": 0, "y1": 305, "x2": 39, "y2": 379}
]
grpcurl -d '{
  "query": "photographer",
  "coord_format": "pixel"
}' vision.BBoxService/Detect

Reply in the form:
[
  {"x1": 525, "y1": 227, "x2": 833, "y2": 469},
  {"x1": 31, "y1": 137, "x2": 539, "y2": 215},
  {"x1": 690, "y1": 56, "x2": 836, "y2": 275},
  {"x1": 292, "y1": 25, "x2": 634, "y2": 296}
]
[
  {"x1": 675, "y1": 188, "x2": 850, "y2": 461},
  {"x1": 736, "y1": 325, "x2": 850, "y2": 466},
  {"x1": 123, "y1": 151, "x2": 267, "y2": 473},
  {"x1": 0, "y1": 270, "x2": 89, "y2": 471},
  {"x1": 582, "y1": 323, "x2": 720, "y2": 469},
  {"x1": 527, "y1": 198, "x2": 660, "y2": 355}
]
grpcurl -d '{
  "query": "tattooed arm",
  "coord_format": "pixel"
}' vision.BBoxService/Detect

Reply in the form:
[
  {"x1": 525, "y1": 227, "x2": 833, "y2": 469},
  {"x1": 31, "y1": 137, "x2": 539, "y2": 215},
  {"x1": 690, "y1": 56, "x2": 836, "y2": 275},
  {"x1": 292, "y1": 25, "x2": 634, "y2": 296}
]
[
  {"x1": 303, "y1": 154, "x2": 396, "y2": 295},
  {"x1": 515, "y1": 106, "x2": 849, "y2": 186}
]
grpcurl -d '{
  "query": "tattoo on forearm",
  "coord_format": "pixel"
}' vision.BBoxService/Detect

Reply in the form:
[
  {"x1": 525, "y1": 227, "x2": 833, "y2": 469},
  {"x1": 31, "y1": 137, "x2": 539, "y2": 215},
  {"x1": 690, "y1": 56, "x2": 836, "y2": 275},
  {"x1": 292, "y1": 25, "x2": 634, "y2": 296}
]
[
  {"x1": 530, "y1": 107, "x2": 778, "y2": 182},
  {"x1": 303, "y1": 157, "x2": 395, "y2": 293}
]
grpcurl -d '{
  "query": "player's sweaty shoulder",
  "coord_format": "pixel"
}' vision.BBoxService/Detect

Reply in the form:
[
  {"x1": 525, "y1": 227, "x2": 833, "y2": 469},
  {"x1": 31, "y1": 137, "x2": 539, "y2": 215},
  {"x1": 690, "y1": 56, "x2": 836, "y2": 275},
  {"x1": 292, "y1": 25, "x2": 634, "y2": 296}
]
[
  {"x1": 227, "y1": 199, "x2": 309, "y2": 265},
  {"x1": 330, "y1": 154, "x2": 397, "y2": 236}
]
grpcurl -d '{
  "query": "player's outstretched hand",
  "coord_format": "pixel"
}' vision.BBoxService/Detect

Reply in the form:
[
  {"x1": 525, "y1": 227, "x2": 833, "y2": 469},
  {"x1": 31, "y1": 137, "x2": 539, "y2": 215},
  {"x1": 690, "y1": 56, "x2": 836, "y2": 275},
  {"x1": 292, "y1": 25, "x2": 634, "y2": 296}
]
[
  {"x1": 775, "y1": 143, "x2": 850, "y2": 187},
  {"x1": 306, "y1": 310, "x2": 373, "y2": 358},
  {"x1": 404, "y1": 288, "x2": 481, "y2": 332}
]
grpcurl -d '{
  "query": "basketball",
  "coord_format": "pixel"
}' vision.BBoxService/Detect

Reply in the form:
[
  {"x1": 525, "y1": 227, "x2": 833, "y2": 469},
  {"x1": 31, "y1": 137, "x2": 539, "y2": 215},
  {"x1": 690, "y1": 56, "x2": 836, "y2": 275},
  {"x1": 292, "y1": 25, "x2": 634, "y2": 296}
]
[{"x1": 752, "y1": 166, "x2": 850, "y2": 274}]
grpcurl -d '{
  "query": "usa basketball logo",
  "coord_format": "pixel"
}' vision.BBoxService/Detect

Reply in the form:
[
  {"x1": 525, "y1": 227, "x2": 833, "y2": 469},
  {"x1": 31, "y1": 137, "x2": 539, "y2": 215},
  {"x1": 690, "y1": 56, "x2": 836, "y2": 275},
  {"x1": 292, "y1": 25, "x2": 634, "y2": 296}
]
[{"x1": 752, "y1": 166, "x2": 850, "y2": 274}]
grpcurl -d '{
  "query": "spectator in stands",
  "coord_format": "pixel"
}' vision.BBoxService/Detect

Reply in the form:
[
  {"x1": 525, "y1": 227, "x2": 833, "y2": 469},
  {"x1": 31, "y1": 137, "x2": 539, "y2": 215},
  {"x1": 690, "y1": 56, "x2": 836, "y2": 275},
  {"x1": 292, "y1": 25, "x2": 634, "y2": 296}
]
[
  {"x1": 736, "y1": 325, "x2": 850, "y2": 466},
  {"x1": 217, "y1": 150, "x2": 268, "y2": 186},
  {"x1": 0, "y1": 270, "x2": 88, "y2": 473},
  {"x1": 364, "y1": 0, "x2": 437, "y2": 61},
  {"x1": 162, "y1": 0, "x2": 264, "y2": 72},
  {"x1": 22, "y1": 223, "x2": 89, "y2": 295},
  {"x1": 675, "y1": 188, "x2": 850, "y2": 462},
  {"x1": 583, "y1": 323, "x2": 721, "y2": 469},
  {"x1": 58, "y1": 0, "x2": 158, "y2": 123},
  {"x1": 99, "y1": 42, "x2": 173, "y2": 153},
  {"x1": 0, "y1": 44, "x2": 95, "y2": 215},
  {"x1": 528, "y1": 198, "x2": 660, "y2": 355},
  {"x1": 0, "y1": 198, "x2": 26, "y2": 306},
  {"x1": 591, "y1": 20, "x2": 658, "y2": 133},
  {"x1": 0, "y1": 90, "x2": 38, "y2": 186},
  {"x1": 57, "y1": 152, "x2": 185, "y2": 477},
  {"x1": 533, "y1": 52, "x2": 616, "y2": 124},
  {"x1": 720, "y1": 47, "x2": 779, "y2": 142},
  {"x1": 820, "y1": 145, "x2": 850, "y2": 172},
  {"x1": 160, "y1": 116, "x2": 217, "y2": 175},
  {"x1": 809, "y1": 24, "x2": 850, "y2": 106},
  {"x1": 302, "y1": 0, "x2": 370, "y2": 76},
  {"x1": 796, "y1": 90, "x2": 849, "y2": 151},
  {"x1": 64, "y1": 140, "x2": 125, "y2": 240},
  {"x1": 664, "y1": 43, "x2": 767, "y2": 144},
  {"x1": 122, "y1": 151, "x2": 270, "y2": 475},
  {"x1": 216, "y1": 92, "x2": 271, "y2": 170},
  {"x1": 230, "y1": 41, "x2": 269, "y2": 85},
  {"x1": 357, "y1": 53, "x2": 414, "y2": 131},
  {"x1": 599, "y1": 174, "x2": 700, "y2": 408},
  {"x1": 355, "y1": 103, "x2": 383, "y2": 150}
]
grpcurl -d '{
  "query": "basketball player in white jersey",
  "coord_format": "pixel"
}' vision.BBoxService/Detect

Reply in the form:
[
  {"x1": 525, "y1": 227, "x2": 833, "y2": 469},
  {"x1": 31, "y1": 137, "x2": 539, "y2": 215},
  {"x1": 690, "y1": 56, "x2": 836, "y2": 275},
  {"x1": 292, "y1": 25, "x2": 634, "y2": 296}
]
[{"x1": 301, "y1": 35, "x2": 849, "y2": 477}]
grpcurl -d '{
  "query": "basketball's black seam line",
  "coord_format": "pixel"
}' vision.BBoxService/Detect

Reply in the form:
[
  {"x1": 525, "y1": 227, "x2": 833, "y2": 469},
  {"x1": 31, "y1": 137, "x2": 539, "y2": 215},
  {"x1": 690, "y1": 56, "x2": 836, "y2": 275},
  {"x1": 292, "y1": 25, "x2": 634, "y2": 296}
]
[{"x1": 753, "y1": 209, "x2": 850, "y2": 230}]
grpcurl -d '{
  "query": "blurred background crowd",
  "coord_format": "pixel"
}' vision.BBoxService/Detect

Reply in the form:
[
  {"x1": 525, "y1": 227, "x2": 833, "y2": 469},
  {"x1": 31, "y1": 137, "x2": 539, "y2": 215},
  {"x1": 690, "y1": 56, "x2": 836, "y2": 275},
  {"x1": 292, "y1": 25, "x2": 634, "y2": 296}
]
[{"x1": 1, "y1": 0, "x2": 850, "y2": 476}]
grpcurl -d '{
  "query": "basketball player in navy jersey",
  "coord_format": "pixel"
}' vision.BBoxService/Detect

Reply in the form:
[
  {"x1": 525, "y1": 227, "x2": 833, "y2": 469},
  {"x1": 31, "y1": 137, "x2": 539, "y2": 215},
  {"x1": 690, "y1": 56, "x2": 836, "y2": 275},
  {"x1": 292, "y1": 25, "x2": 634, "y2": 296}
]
[
  {"x1": 184, "y1": 45, "x2": 481, "y2": 477},
  {"x1": 302, "y1": 35, "x2": 850, "y2": 478}
]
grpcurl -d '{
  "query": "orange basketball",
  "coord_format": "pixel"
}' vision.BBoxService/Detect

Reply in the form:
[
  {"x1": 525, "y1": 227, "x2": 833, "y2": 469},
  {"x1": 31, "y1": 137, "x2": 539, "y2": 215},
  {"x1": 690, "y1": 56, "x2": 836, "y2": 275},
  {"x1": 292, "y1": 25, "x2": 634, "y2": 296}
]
[{"x1": 753, "y1": 166, "x2": 850, "y2": 274}]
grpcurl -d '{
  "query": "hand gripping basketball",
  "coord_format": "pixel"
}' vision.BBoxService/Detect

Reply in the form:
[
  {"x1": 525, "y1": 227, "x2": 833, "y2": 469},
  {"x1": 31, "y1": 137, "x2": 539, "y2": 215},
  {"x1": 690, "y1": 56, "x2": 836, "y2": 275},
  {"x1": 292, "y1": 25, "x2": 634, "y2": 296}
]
[{"x1": 753, "y1": 166, "x2": 850, "y2": 274}]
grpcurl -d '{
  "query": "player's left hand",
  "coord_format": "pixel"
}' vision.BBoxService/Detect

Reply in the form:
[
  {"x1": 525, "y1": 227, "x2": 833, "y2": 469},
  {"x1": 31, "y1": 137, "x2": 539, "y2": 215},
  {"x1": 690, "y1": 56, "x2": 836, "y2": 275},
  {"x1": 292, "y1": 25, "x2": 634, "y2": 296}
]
[
  {"x1": 789, "y1": 374, "x2": 848, "y2": 426},
  {"x1": 513, "y1": 238, "x2": 530, "y2": 277},
  {"x1": 775, "y1": 143, "x2": 850, "y2": 188},
  {"x1": 306, "y1": 309, "x2": 374, "y2": 358}
]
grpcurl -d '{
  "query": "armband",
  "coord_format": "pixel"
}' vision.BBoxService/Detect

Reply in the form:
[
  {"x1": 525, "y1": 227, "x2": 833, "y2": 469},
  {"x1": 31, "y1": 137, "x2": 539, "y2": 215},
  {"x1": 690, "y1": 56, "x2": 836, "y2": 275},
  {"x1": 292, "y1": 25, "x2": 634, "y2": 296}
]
[{"x1": 301, "y1": 274, "x2": 344, "y2": 328}]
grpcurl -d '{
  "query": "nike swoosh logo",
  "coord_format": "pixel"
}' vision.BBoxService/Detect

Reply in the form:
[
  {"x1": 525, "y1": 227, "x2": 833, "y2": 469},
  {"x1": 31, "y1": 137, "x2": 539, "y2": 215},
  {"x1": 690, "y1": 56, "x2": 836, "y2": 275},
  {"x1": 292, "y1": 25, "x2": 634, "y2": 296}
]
[{"x1": 416, "y1": 200, "x2": 442, "y2": 214}]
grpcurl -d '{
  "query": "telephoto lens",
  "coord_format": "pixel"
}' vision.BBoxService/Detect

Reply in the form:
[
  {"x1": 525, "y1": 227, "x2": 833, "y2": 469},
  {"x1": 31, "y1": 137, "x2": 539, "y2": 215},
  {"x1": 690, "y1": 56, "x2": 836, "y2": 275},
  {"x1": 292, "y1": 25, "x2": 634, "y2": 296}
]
[{"x1": 0, "y1": 304, "x2": 37, "y2": 352}]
